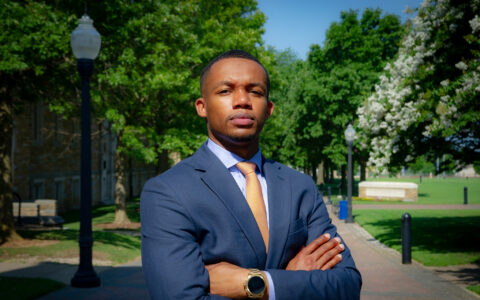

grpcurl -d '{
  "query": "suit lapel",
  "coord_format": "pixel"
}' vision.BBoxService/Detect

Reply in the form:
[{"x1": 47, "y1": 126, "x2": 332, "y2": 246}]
[
  {"x1": 263, "y1": 158, "x2": 291, "y2": 269},
  {"x1": 192, "y1": 144, "x2": 267, "y2": 267}
]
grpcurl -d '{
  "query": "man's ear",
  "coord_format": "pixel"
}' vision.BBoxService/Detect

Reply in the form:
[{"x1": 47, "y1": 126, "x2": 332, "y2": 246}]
[
  {"x1": 195, "y1": 98, "x2": 207, "y2": 118},
  {"x1": 266, "y1": 100, "x2": 274, "y2": 119}
]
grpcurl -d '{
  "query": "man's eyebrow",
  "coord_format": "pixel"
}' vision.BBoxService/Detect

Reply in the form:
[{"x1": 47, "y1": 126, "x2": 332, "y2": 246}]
[
  {"x1": 247, "y1": 82, "x2": 266, "y2": 89},
  {"x1": 211, "y1": 81, "x2": 234, "y2": 89},
  {"x1": 210, "y1": 81, "x2": 267, "y2": 90}
]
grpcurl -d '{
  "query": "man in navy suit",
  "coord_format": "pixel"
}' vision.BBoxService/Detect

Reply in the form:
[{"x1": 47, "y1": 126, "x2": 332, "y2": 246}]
[{"x1": 141, "y1": 50, "x2": 362, "y2": 299}]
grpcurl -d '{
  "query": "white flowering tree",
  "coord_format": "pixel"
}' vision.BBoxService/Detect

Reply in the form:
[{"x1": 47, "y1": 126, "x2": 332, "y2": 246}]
[{"x1": 358, "y1": 0, "x2": 480, "y2": 173}]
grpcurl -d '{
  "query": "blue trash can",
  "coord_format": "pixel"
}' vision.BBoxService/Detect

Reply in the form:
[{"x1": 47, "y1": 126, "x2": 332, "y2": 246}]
[{"x1": 338, "y1": 200, "x2": 347, "y2": 220}]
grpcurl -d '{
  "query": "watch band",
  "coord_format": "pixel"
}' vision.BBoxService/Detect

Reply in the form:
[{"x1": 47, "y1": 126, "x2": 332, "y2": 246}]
[{"x1": 244, "y1": 268, "x2": 266, "y2": 299}]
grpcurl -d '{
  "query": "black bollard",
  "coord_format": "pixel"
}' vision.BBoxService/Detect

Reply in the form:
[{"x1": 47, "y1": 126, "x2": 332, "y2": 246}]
[
  {"x1": 464, "y1": 186, "x2": 468, "y2": 205},
  {"x1": 419, "y1": 175, "x2": 422, "y2": 184},
  {"x1": 327, "y1": 186, "x2": 332, "y2": 204},
  {"x1": 402, "y1": 213, "x2": 412, "y2": 264}
]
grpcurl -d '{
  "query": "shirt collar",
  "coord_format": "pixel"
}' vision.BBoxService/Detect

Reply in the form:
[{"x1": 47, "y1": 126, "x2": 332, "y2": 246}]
[{"x1": 206, "y1": 138, "x2": 263, "y2": 173}]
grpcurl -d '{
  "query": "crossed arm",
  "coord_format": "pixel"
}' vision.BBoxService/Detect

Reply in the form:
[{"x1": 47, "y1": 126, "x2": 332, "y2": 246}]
[{"x1": 206, "y1": 233, "x2": 345, "y2": 299}]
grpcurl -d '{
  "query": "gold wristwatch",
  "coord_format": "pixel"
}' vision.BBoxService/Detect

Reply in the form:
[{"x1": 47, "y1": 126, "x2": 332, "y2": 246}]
[{"x1": 244, "y1": 268, "x2": 266, "y2": 299}]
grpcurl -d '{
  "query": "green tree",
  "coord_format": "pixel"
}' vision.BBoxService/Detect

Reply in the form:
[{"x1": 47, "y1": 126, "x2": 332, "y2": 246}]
[
  {"x1": 358, "y1": 0, "x2": 480, "y2": 173},
  {"x1": 1, "y1": 0, "x2": 268, "y2": 232},
  {"x1": 407, "y1": 156, "x2": 435, "y2": 175},
  {"x1": 261, "y1": 49, "x2": 310, "y2": 168},
  {"x1": 0, "y1": 1, "x2": 77, "y2": 242},
  {"x1": 304, "y1": 9, "x2": 403, "y2": 184},
  {"x1": 90, "y1": 0, "x2": 266, "y2": 224}
]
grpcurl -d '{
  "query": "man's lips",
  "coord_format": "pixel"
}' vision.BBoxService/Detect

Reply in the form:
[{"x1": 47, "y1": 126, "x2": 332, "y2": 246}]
[{"x1": 230, "y1": 113, "x2": 254, "y2": 126}]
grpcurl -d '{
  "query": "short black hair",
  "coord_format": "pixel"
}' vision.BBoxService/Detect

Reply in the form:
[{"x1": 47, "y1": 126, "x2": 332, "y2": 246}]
[{"x1": 200, "y1": 50, "x2": 270, "y2": 99}]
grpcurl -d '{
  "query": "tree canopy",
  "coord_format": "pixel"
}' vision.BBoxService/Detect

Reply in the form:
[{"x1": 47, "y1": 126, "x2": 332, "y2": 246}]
[
  {"x1": 263, "y1": 9, "x2": 404, "y2": 179},
  {"x1": 1, "y1": 0, "x2": 268, "y2": 236},
  {"x1": 358, "y1": 0, "x2": 480, "y2": 173}
]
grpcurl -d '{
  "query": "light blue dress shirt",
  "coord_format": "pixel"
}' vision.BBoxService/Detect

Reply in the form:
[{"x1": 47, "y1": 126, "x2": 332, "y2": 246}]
[{"x1": 207, "y1": 139, "x2": 276, "y2": 300}]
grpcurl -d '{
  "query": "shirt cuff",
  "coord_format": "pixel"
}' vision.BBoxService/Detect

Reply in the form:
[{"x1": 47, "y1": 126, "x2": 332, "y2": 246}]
[{"x1": 264, "y1": 271, "x2": 276, "y2": 300}]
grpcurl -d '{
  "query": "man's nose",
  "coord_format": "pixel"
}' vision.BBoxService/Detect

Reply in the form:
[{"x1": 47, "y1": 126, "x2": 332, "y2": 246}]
[{"x1": 233, "y1": 89, "x2": 252, "y2": 108}]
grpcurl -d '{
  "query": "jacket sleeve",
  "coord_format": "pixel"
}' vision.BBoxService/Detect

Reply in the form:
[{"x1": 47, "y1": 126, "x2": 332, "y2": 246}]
[
  {"x1": 141, "y1": 177, "x2": 228, "y2": 300},
  {"x1": 266, "y1": 182, "x2": 362, "y2": 300}
]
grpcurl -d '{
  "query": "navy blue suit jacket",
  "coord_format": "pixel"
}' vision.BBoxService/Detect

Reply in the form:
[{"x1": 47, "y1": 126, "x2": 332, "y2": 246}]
[{"x1": 141, "y1": 143, "x2": 361, "y2": 299}]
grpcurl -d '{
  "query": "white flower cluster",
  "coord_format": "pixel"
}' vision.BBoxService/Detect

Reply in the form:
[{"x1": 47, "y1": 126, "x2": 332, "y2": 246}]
[
  {"x1": 470, "y1": 15, "x2": 480, "y2": 33},
  {"x1": 357, "y1": 0, "x2": 480, "y2": 171}
]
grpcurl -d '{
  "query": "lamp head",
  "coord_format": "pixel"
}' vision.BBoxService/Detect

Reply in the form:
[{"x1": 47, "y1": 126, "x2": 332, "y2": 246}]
[
  {"x1": 344, "y1": 124, "x2": 356, "y2": 143},
  {"x1": 70, "y1": 14, "x2": 101, "y2": 60}
]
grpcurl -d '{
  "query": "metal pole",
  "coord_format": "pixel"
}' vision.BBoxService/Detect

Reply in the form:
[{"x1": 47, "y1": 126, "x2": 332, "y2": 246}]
[
  {"x1": 402, "y1": 213, "x2": 412, "y2": 264},
  {"x1": 419, "y1": 175, "x2": 422, "y2": 184},
  {"x1": 71, "y1": 59, "x2": 100, "y2": 288},
  {"x1": 346, "y1": 141, "x2": 354, "y2": 223},
  {"x1": 464, "y1": 186, "x2": 468, "y2": 205}
]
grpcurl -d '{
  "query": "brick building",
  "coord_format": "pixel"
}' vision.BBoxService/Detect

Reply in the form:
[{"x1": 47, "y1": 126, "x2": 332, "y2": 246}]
[{"x1": 12, "y1": 101, "x2": 156, "y2": 213}]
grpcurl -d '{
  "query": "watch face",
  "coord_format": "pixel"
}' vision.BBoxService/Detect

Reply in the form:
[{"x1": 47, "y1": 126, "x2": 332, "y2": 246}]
[{"x1": 248, "y1": 276, "x2": 265, "y2": 294}]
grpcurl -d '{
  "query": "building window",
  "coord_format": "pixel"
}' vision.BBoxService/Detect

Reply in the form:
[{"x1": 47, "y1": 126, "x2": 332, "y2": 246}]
[
  {"x1": 32, "y1": 179, "x2": 45, "y2": 200},
  {"x1": 54, "y1": 178, "x2": 65, "y2": 202}
]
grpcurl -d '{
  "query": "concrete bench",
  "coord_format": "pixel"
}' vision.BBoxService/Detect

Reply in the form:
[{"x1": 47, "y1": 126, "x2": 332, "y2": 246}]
[
  {"x1": 359, "y1": 181, "x2": 418, "y2": 201},
  {"x1": 13, "y1": 199, "x2": 64, "y2": 228},
  {"x1": 13, "y1": 202, "x2": 39, "y2": 217},
  {"x1": 35, "y1": 199, "x2": 58, "y2": 216}
]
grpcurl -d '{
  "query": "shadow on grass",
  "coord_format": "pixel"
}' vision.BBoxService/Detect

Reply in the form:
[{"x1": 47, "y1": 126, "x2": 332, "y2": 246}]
[
  {"x1": 418, "y1": 193, "x2": 428, "y2": 197},
  {"x1": 17, "y1": 230, "x2": 140, "y2": 250},
  {"x1": 432, "y1": 265, "x2": 480, "y2": 285},
  {"x1": 0, "y1": 276, "x2": 65, "y2": 300},
  {"x1": 360, "y1": 216, "x2": 480, "y2": 253},
  {"x1": 61, "y1": 198, "x2": 140, "y2": 224}
]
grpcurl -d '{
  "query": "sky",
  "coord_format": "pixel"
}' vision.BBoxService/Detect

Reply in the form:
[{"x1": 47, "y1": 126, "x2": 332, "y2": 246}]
[{"x1": 257, "y1": 0, "x2": 424, "y2": 60}]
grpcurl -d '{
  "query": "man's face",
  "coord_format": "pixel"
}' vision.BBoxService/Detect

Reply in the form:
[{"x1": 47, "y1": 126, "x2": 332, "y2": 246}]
[{"x1": 196, "y1": 58, "x2": 274, "y2": 148}]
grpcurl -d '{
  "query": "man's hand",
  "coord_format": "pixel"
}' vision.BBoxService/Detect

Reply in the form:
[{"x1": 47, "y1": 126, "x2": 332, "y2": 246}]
[
  {"x1": 286, "y1": 233, "x2": 344, "y2": 271},
  {"x1": 206, "y1": 262, "x2": 268, "y2": 299}
]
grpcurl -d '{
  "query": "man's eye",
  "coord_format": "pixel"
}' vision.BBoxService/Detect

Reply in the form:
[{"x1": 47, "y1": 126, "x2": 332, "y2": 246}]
[
  {"x1": 218, "y1": 89, "x2": 229, "y2": 94},
  {"x1": 251, "y1": 90, "x2": 264, "y2": 96}
]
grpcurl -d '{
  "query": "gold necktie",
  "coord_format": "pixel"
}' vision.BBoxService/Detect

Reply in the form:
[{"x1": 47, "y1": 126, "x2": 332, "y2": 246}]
[{"x1": 236, "y1": 162, "x2": 269, "y2": 252}]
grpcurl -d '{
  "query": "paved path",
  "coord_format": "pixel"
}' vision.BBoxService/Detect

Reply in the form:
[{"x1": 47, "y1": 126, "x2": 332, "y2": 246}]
[{"x1": 1, "y1": 206, "x2": 479, "y2": 299}]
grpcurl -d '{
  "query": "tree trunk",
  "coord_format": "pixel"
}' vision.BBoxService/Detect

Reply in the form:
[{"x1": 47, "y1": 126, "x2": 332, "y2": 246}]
[
  {"x1": 0, "y1": 99, "x2": 21, "y2": 244},
  {"x1": 329, "y1": 166, "x2": 334, "y2": 183},
  {"x1": 316, "y1": 161, "x2": 324, "y2": 184},
  {"x1": 324, "y1": 162, "x2": 330, "y2": 183},
  {"x1": 114, "y1": 150, "x2": 130, "y2": 225},
  {"x1": 360, "y1": 160, "x2": 366, "y2": 182},
  {"x1": 311, "y1": 161, "x2": 317, "y2": 183},
  {"x1": 155, "y1": 150, "x2": 170, "y2": 175}
]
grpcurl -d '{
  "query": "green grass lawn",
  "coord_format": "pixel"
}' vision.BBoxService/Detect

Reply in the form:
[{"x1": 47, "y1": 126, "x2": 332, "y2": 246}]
[
  {"x1": 354, "y1": 209, "x2": 480, "y2": 266},
  {"x1": 0, "y1": 276, "x2": 65, "y2": 300},
  {"x1": 368, "y1": 177, "x2": 480, "y2": 204},
  {"x1": 323, "y1": 177, "x2": 480, "y2": 205},
  {"x1": 61, "y1": 199, "x2": 141, "y2": 230},
  {"x1": 0, "y1": 198, "x2": 141, "y2": 265},
  {"x1": 467, "y1": 285, "x2": 480, "y2": 296}
]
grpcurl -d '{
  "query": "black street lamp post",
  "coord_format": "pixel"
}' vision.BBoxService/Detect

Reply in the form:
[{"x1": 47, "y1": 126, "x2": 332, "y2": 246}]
[
  {"x1": 70, "y1": 13, "x2": 101, "y2": 288},
  {"x1": 344, "y1": 124, "x2": 356, "y2": 223}
]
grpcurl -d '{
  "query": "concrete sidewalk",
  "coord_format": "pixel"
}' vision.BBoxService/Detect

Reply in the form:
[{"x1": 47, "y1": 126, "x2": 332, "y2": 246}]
[{"x1": 0, "y1": 207, "x2": 478, "y2": 299}]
